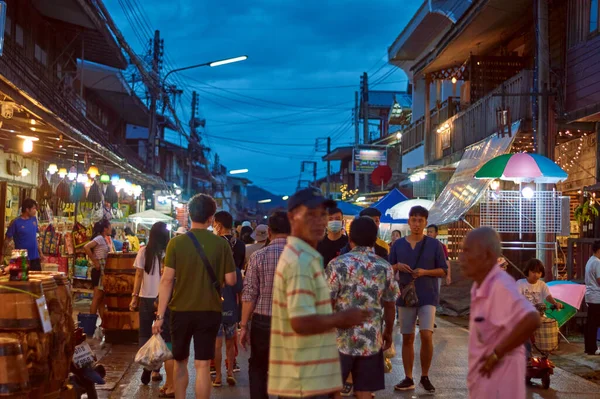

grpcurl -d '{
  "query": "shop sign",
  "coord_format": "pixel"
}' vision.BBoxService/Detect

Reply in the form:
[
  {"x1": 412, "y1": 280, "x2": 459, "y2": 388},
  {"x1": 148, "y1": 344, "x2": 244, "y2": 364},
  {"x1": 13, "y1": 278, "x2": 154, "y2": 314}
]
[
  {"x1": 352, "y1": 147, "x2": 387, "y2": 174},
  {"x1": 72, "y1": 342, "x2": 95, "y2": 368}
]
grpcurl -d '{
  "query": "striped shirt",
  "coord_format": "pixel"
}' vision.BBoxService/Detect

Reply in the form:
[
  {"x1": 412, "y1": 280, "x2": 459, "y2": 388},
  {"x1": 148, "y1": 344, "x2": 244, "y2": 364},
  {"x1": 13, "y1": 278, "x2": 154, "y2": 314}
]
[
  {"x1": 268, "y1": 236, "x2": 342, "y2": 398},
  {"x1": 242, "y1": 238, "x2": 287, "y2": 316},
  {"x1": 92, "y1": 235, "x2": 112, "y2": 261}
]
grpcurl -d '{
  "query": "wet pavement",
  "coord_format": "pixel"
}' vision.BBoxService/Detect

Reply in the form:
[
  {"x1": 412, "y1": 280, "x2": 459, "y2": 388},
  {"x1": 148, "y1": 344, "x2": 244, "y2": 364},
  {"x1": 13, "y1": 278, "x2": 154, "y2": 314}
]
[{"x1": 101, "y1": 318, "x2": 599, "y2": 398}]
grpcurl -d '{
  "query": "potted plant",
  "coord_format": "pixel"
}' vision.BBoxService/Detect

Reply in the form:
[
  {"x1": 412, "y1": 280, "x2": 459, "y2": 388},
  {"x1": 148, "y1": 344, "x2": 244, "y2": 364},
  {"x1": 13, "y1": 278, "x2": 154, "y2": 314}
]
[{"x1": 574, "y1": 198, "x2": 599, "y2": 234}]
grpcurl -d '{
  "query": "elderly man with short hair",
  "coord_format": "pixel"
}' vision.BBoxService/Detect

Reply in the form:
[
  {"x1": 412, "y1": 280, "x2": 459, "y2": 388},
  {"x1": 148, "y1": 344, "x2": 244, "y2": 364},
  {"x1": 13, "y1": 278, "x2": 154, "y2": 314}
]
[{"x1": 460, "y1": 227, "x2": 541, "y2": 399}]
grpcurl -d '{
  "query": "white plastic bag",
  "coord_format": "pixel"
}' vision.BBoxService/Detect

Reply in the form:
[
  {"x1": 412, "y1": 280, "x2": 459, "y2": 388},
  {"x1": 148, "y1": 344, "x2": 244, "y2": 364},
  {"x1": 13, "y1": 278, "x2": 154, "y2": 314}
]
[{"x1": 135, "y1": 334, "x2": 173, "y2": 370}]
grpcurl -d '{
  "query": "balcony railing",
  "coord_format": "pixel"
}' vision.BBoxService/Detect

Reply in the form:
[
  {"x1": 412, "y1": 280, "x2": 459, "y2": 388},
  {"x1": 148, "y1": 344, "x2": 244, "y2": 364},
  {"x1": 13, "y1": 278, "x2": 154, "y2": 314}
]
[{"x1": 430, "y1": 69, "x2": 533, "y2": 162}]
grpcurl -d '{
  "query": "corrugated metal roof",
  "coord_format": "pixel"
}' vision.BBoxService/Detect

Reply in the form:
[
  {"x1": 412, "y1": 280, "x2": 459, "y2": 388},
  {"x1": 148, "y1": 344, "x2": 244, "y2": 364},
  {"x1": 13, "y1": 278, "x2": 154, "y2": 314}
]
[{"x1": 368, "y1": 91, "x2": 412, "y2": 109}]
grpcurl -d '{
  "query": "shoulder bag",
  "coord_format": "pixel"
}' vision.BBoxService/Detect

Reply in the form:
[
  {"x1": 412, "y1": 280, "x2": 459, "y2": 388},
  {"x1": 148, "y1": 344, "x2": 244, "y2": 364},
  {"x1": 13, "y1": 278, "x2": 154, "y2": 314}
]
[
  {"x1": 401, "y1": 236, "x2": 427, "y2": 307},
  {"x1": 186, "y1": 232, "x2": 223, "y2": 302}
]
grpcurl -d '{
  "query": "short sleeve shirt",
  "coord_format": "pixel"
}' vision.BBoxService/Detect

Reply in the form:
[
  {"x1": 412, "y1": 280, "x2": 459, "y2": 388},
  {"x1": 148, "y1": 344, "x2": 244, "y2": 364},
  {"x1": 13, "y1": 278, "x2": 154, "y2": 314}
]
[
  {"x1": 327, "y1": 247, "x2": 399, "y2": 356},
  {"x1": 268, "y1": 236, "x2": 342, "y2": 398},
  {"x1": 91, "y1": 235, "x2": 111, "y2": 261},
  {"x1": 134, "y1": 246, "x2": 161, "y2": 298},
  {"x1": 516, "y1": 279, "x2": 551, "y2": 306},
  {"x1": 389, "y1": 236, "x2": 448, "y2": 306},
  {"x1": 317, "y1": 235, "x2": 348, "y2": 268},
  {"x1": 585, "y1": 256, "x2": 600, "y2": 304},
  {"x1": 6, "y1": 217, "x2": 39, "y2": 260},
  {"x1": 165, "y1": 229, "x2": 236, "y2": 312}
]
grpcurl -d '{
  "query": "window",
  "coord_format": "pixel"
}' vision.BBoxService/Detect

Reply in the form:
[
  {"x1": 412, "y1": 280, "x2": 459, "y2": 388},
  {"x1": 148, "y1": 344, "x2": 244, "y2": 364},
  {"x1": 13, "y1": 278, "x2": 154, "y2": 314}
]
[
  {"x1": 5, "y1": 16, "x2": 11, "y2": 36},
  {"x1": 34, "y1": 44, "x2": 47, "y2": 66},
  {"x1": 592, "y1": 0, "x2": 599, "y2": 32},
  {"x1": 15, "y1": 24, "x2": 23, "y2": 47}
]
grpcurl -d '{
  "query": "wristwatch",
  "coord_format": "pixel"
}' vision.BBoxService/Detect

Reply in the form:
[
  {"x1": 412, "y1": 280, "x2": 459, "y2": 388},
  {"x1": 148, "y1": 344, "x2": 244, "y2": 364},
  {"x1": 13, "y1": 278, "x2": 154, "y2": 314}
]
[
  {"x1": 155, "y1": 314, "x2": 164, "y2": 321},
  {"x1": 131, "y1": 293, "x2": 139, "y2": 297}
]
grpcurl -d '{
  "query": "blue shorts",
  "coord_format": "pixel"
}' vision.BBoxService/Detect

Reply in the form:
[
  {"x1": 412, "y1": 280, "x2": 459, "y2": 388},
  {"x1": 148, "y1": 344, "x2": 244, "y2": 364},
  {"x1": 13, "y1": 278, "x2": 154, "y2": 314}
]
[{"x1": 217, "y1": 323, "x2": 236, "y2": 340}]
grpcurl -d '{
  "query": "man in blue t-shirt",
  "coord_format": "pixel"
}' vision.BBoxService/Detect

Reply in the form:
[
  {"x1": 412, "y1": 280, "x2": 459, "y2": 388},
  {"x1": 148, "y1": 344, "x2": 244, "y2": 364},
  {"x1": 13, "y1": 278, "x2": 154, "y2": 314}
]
[
  {"x1": 4, "y1": 198, "x2": 44, "y2": 271},
  {"x1": 389, "y1": 206, "x2": 447, "y2": 394}
]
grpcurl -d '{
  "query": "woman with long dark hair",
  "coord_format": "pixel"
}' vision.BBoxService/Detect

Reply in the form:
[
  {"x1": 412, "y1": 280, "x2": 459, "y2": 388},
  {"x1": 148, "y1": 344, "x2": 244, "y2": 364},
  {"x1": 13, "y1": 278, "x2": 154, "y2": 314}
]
[
  {"x1": 84, "y1": 219, "x2": 114, "y2": 318},
  {"x1": 129, "y1": 222, "x2": 173, "y2": 393}
]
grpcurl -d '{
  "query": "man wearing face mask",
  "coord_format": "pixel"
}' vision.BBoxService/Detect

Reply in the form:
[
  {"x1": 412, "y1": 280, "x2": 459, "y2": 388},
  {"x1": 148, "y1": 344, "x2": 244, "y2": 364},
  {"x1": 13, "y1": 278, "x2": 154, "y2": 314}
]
[{"x1": 317, "y1": 207, "x2": 348, "y2": 268}]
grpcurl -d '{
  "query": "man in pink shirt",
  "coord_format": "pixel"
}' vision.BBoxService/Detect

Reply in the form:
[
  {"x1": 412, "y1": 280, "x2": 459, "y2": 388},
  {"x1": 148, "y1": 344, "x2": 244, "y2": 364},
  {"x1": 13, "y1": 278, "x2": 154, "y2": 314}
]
[{"x1": 460, "y1": 227, "x2": 540, "y2": 399}]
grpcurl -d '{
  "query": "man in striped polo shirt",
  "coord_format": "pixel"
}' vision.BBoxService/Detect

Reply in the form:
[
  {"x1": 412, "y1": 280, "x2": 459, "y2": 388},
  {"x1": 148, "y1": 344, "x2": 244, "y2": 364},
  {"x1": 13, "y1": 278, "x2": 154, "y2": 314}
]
[{"x1": 268, "y1": 188, "x2": 370, "y2": 399}]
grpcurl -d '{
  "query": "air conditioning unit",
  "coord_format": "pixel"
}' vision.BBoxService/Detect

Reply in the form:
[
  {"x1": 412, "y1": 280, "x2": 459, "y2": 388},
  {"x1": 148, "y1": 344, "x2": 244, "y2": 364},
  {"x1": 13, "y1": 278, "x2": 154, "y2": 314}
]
[{"x1": 6, "y1": 160, "x2": 21, "y2": 176}]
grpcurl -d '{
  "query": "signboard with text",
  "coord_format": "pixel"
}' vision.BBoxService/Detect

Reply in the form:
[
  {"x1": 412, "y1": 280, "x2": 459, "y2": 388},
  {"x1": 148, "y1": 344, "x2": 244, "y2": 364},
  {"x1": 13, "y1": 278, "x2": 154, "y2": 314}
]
[{"x1": 352, "y1": 147, "x2": 388, "y2": 174}]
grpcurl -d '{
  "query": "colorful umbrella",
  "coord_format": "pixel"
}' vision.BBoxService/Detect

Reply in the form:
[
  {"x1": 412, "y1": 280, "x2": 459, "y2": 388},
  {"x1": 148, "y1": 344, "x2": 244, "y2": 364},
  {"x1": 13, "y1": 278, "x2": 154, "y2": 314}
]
[
  {"x1": 474, "y1": 153, "x2": 568, "y2": 184},
  {"x1": 546, "y1": 281, "x2": 586, "y2": 309}
]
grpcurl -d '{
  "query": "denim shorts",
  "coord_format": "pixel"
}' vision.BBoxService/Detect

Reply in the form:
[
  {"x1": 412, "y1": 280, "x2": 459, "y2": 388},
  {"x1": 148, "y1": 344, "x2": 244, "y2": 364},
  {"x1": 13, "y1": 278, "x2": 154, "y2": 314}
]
[{"x1": 217, "y1": 323, "x2": 237, "y2": 340}]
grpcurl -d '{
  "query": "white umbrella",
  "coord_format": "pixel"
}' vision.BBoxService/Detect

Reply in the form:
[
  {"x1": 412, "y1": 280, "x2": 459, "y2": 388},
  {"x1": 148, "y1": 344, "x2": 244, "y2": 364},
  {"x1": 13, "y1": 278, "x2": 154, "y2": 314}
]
[
  {"x1": 385, "y1": 199, "x2": 434, "y2": 220},
  {"x1": 127, "y1": 209, "x2": 173, "y2": 222}
]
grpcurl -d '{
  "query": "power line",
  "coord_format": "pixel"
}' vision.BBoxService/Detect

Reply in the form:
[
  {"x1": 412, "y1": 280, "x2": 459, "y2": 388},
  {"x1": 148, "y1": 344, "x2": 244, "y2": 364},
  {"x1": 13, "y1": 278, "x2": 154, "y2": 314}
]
[{"x1": 202, "y1": 133, "x2": 315, "y2": 147}]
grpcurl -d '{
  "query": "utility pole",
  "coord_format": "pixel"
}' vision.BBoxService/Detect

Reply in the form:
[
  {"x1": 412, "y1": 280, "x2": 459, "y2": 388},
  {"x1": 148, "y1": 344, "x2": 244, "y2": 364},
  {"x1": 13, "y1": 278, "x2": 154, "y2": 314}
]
[
  {"x1": 536, "y1": 0, "x2": 553, "y2": 279},
  {"x1": 188, "y1": 91, "x2": 199, "y2": 197},
  {"x1": 315, "y1": 138, "x2": 332, "y2": 197},
  {"x1": 354, "y1": 91, "x2": 360, "y2": 191},
  {"x1": 361, "y1": 72, "x2": 369, "y2": 144},
  {"x1": 147, "y1": 30, "x2": 162, "y2": 175},
  {"x1": 300, "y1": 161, "x2": 318, "y2": 188}
]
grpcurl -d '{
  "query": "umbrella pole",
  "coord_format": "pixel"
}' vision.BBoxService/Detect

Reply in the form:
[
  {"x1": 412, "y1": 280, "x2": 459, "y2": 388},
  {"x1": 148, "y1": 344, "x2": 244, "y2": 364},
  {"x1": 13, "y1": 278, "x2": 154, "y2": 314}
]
[
  {"x1": 519, "y1": 182, "x2": 523, "y2": 240},
  {"x1": 558, "y1": 330, "x2": 570, "y2": 344}
]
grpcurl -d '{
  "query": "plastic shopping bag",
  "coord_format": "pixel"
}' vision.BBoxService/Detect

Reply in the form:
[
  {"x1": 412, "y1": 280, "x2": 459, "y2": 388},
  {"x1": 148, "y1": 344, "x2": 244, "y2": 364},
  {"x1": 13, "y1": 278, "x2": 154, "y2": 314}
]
[
  {"x1": 384, "y1": 358, "x2": 393, "y2": 373},
  {"x1": 384, "y1": 341, "x2": 396, "y2": 359},
  {"x1": 135, "y1": 334, "x2": 173, "y2": 370}
]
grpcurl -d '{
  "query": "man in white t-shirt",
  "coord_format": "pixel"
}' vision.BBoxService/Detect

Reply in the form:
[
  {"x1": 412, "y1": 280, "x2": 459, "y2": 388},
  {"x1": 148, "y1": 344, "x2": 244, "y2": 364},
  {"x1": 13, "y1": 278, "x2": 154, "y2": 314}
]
[{"x1": 584, "y1": 241, "x2": 600, "y2": 355}]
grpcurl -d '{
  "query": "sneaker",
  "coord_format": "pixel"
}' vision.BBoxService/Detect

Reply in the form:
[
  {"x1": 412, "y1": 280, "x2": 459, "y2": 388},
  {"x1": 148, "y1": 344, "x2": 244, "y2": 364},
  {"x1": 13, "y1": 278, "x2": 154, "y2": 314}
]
[
  {"x1": 141, "y1": 369, "x2": 151, "y2": 385},
  {"x1": 394, "y1": 377, "x2": 415, "y2": 391},
  {"x1": 340, "y1": 383, "x2": 353, "y2": 397},
  {"x1": 233, "y1": 361, "x2": 241, "y2": 373},
  {"x1": 420, "y1": 376, "x2": 435, "y2": 393},
  {"x1": 210, "y1": 365, "x2": 216, "y2": 376}
]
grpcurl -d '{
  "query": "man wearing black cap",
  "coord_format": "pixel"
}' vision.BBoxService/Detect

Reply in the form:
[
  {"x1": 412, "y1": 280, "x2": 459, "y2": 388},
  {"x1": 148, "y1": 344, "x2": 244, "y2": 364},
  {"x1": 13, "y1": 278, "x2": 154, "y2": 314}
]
[{"x1": 267, "y1": 188, "x2": 370, "y2": 399}]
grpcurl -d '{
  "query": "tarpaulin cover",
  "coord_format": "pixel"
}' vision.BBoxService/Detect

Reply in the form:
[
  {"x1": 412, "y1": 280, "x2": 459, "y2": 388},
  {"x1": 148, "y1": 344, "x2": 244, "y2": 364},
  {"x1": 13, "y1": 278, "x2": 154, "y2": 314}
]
[
  {"x1": 371, "y1": 188, "x2": 409, "y2": 223},
  {"x1": 335, "y1": 201, "x2": 364, "y2": 217},
  {"x1": 427, "y1": 121, "x2": 520, "y2": 226}
]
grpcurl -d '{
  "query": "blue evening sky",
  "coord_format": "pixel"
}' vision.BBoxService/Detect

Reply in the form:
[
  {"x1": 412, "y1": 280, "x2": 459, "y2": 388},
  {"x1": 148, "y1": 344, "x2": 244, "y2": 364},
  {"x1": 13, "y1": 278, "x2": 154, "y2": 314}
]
[{"x1": 104, "y1": 0, "x2": 420, "y2": 195}]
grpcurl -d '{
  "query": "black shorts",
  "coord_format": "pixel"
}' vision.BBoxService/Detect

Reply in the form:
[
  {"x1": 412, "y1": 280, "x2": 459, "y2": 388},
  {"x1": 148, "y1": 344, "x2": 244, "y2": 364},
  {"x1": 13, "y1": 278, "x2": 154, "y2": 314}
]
[
  {"x1": 91, "y1": 268, "x2": 101, "y2": 287},
  {"x1": 170, "y1": 311, "x2": 221, "y2": 361},
  {"x1": 340, "y1": 350, "x2": 385, "y2": 392}
]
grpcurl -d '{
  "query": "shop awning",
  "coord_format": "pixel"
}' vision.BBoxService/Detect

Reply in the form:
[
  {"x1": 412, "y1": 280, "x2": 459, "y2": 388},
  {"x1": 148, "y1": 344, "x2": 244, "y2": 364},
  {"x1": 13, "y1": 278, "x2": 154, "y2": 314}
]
[
  {"x1": 427, "y1": 120, "x2": 520, "y2": 226},
  {"x1": 372, "y1": 188, "x2": 410, "y2": 224}
]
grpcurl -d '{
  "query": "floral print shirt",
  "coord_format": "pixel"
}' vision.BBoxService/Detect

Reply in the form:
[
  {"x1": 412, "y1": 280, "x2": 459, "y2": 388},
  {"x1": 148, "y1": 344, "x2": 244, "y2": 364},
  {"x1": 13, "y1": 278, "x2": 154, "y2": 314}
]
[{"x1": 326, "y1": 246, "x2": 399, "y2": 356}]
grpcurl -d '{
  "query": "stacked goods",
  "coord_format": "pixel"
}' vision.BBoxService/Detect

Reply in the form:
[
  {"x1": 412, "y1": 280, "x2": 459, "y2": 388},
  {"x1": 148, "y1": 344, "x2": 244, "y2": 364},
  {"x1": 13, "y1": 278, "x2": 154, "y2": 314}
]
[
  {"x1": 102, "y1": 253, "x2": 139, "y2": 342},
  {"x1": 0, "y1": 280, "x2": 50, "y2": 392},
  {"x1": 0, "y1": 337, "x2": 30, "y2": 398}
]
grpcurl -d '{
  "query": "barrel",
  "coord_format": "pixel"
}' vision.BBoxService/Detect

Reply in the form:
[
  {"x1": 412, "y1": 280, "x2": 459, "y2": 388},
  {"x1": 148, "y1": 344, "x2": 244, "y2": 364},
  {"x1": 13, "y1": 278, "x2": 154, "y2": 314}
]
[
  {"x1": 104, "y1": 253, "x2": 137, "y2": 309},
  {"x1": 0, "y1": 280, "x2": 42, "y2": 330},
  {"x1": 0, "y1": 279, "x2": 50, "y2": 390},
  {"x1": 0, "y1": 337, "x2": 29, "y2": 398},
  {"x1": 29, "y1": 273, "x2": 74, "y2": 397}
]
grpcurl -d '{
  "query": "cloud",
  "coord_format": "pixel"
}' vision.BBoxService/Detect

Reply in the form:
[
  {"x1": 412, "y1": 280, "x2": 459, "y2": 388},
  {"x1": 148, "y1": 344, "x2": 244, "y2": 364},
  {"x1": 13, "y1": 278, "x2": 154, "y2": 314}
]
[{"x1": 105, "y1": 0, "x2": 418, "y2": 194}]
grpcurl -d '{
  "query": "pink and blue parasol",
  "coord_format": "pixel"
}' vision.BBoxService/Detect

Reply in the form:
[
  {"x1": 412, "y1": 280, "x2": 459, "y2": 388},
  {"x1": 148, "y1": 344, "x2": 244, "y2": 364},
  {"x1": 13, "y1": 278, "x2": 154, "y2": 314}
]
[{"x1": 474, "y1": 153, "x2": 568, "y2": 184}]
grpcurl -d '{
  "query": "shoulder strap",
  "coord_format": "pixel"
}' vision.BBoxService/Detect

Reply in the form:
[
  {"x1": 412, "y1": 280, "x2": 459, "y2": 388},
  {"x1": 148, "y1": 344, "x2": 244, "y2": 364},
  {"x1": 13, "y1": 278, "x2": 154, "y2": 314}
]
[
  {"x1": 186, "y1": 232, "x2": 222, "y2": 298},
  {"x1": 414, "y1": 236, "x2": 427, "y2": 269}
]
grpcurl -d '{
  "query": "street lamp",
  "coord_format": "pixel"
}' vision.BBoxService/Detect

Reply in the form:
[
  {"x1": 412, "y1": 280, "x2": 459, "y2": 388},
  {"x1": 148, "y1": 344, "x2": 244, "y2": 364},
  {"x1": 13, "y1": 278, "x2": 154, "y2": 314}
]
[
  {"x1": 163, "y1": 55, "x2": 248, "y2": 82},
  {"x1": 229, "y1": 169, "x2": 249, "y2": 175}
]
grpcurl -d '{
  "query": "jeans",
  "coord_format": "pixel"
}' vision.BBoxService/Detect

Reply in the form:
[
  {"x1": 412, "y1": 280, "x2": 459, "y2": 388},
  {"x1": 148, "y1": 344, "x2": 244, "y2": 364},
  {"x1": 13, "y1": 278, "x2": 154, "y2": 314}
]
[
  {"x1": 139, "y1": 297, "x2": 156, "y2": 349},
  {"x1": 249, "y1": 314, "x2": 271, "y2": 399},
  {"x1": 584, "y1": 302, "x2": 600, "y2": 354}
]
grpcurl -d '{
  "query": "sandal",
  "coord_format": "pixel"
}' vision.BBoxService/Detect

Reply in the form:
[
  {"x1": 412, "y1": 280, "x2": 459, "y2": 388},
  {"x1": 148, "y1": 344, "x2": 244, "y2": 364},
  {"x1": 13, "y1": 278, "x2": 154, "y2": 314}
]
[
  {"x1": 227, "y1": 375, "x2": 237, "y2": 386},
  {"x1": 212, "y1": 379, "x2": 222, "y2": 388},
  {"x1": 152, "y1": 372, "x2": 163, "y2": 382},
  {"x1": 158, "y1": 391, "x2": 175, "y2": 398}
]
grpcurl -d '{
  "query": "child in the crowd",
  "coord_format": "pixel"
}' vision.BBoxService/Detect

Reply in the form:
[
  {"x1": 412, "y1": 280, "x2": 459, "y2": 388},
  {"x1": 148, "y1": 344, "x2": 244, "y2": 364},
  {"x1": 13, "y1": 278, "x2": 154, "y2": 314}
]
[{"x1": 517, "y1": 258, "x2": 563, "y2": 358}]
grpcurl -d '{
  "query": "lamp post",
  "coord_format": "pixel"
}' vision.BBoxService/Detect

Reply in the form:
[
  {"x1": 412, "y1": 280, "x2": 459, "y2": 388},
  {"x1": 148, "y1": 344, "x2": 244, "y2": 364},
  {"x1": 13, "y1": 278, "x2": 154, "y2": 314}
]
[
  {"x1": 163, "y1": 55, "x2": 248, "y2": 83},
  {"x1": 396, "y1": 132, "x2": 403, "y2": 174}
]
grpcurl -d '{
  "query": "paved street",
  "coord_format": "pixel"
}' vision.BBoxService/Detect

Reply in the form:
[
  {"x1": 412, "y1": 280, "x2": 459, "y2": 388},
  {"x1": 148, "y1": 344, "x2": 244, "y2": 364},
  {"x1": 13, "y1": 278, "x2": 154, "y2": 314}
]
[{"x1": 103, "y1": 318, "x2": 599, "y2": 398}]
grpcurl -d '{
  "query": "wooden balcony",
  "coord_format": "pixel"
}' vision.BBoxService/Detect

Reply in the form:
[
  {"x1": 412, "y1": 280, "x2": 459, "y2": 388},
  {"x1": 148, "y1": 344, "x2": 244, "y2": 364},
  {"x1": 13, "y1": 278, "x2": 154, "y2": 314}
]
[{"x1": 428, "y1": 69, "x2": 533, "y2": 162}]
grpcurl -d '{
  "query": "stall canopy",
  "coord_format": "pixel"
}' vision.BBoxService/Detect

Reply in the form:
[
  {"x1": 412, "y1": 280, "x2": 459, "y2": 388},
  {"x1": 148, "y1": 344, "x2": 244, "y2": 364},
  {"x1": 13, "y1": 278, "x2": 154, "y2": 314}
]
[
  {"x1": 372, "y1": 188, "x2": 409, "y2": 223},
  {"x1": 128, "y1": 210, "x2": 174, "y2": 223},
  {"x1": 427, "y1": 120, "x2": 520, "y2": 226},
  {"x1": 335, "y1": 201, "x2": 364, "y2": 217},
  {"x1": 386, "y1": 199, "x2": 435, "y2": 220}
]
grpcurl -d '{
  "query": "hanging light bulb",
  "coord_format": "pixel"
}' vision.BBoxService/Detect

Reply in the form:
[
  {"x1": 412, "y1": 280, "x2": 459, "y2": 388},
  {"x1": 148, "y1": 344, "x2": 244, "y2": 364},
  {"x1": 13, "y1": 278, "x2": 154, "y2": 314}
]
[
  {"x1": 85, "y1": 178, "x2": 93, "y2": 188},
  {"x1": 47, "y1": 164, "x2": 58, "y2": 175},
  {"x1": 451, "y1": 76, "x2": 457, "y2": 84},
  {"x1": 67, "y1": 166, "x2": 77, "y2": 181},
  {"x1": 20, "y1": 167, "x2": 30, "y2": 177},
  {"x1": 77, "y1": 174, "x2": 88, "y2": 184},
  {"x1": 17, "y1": 135, "x2": 39, "y2": 154},
  {"x1": 100, "y1": 174, "x2": 110, "y2": 184},
  {"x1": 58, "y1": 168, "x2": 68, "y2": 178},
  {"x1": 111, "y1": 174, "x2": 120, "y2": 184},
  {"x1": 87, "y1": 165, "x2": 99, "y2": 179}
]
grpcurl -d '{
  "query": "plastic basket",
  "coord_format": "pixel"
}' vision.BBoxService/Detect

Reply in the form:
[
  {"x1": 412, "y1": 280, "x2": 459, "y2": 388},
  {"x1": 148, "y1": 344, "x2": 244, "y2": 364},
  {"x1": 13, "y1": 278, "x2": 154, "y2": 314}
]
[{"x1": 78, "y1": 313, "x2": 98, "y2": 336}]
